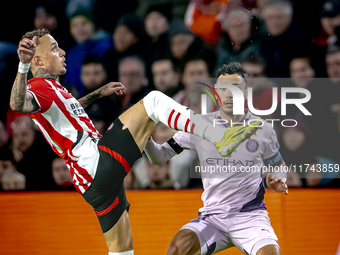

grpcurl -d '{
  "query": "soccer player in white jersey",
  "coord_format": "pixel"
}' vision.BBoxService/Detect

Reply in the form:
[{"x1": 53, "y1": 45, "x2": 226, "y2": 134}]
[
  {"x1": 144, "y1": 63, "x2": 288, "y2": 255},
  {"x1": 10, "y1": 29, "x2": 260, "y2": 255}
]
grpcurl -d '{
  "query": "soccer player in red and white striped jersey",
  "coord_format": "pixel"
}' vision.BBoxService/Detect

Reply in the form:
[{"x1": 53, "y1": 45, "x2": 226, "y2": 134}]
[{"x1": 10, "y1": 29, "x2": 232, "y2": 255}]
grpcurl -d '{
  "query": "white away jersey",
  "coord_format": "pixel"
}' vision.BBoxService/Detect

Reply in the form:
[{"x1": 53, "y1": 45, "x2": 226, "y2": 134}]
[
  {"x1": 173, "y1": 111, "x2": 283, "y2": 215},
  {"x1": 27, "y1": 78, "x2": 102, "y2": 194}
]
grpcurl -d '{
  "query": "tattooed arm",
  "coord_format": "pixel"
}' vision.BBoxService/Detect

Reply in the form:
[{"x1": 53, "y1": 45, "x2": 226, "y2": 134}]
[
  {"x1": 78, "y1": 82, "x2": 126, "y2": 109},
  {"x1": 10, "y1": 37, "x2": 39, "y2": 113},
  {"x1": 10, "y1": 72, "x2": 39, "y2": 113}
]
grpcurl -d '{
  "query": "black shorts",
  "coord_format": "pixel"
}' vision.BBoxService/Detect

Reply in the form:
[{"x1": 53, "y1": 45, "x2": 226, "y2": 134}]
[{"x1": 82, "y1": 118, "x2": 142, "y2": 233}]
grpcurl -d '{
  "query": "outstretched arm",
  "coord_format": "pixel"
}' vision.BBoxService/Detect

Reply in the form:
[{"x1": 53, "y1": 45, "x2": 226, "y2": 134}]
[
  {"x1": 78, "y1": 82, "x2": 126, "y2": 109},
  {"x1": 10, "y1": 37, "x2": 39, "y2": 113},
  {"x1": 144, "y1": 137, "x2": 184, "y2": 165}
]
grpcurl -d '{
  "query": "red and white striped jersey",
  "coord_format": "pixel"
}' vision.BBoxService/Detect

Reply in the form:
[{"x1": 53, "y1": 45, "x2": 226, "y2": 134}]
[{"x1": 27, "y1": 78, "x2": 102, "y2": 194}]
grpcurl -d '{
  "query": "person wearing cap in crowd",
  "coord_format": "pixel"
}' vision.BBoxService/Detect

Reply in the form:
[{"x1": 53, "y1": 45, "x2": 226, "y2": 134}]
[
  {"x1": 66, "y1": 9, "x2": 112, "y2": 98},
  {"x1": 144, "y1": 2, "x2": 173, "y2": 88},
  {"x1": 104, "y1": 13, "x2": 147, "y2": 84},
  {"x1": 168, "y1": 19, "x2": 217, "y2": 73}
]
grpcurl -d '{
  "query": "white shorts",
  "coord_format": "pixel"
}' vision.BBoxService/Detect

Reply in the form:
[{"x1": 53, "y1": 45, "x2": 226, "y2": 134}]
[{"x1": 180, "y1": 210, "x2": 279, "y2": 255}]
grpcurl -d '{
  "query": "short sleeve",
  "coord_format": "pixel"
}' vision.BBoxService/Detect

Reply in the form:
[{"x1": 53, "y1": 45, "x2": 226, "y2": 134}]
[
  {"x1": 262, "y1": 126, "x2": 280, "y2": 160},
  {"x1": 27, "y1": 80, "x2": 53, "y2": 113}
]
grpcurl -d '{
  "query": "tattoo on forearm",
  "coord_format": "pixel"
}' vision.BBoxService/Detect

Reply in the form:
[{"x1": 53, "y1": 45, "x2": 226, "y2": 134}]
[
  {"x1": 78, "y1": 91, "x2": 101, "y2": 109},
  {"x1": 34, "y1": 68, "x2": 58, "y2": 80},
  {"x1": 10, "y1": 72, "x2": 38, "y2": 112}
]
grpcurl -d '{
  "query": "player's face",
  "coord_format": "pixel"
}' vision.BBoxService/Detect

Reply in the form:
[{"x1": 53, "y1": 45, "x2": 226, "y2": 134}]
[
  {"x1": 37, "y1": 35, "x2": 67, "y2": 76},
  {"x1": 215, "y1": 74, "x2": 247, "y2": 115}
]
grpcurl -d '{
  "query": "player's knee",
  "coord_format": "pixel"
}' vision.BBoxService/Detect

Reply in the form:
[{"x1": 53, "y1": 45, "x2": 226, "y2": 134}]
[
  {"x1": 253, "y1": 241, "x2": 280, "y2": 255},
  {"x1": 167, "y1": 230, "x2": 200, "y2": 255}
]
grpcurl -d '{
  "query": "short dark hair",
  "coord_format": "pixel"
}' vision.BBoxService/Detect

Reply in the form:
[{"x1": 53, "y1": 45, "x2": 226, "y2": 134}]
[
  {"x1": 216, "y1": 62, "x2": 248, "y2": 84},
  {"x1": 21, "y1": 28, "x2": 50, "y2": 46}
]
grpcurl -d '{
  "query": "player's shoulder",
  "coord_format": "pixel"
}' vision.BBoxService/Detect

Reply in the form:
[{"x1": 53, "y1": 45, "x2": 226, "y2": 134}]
[{"x1": 27, "y1": 78, "x2": 52, "y2": 89}]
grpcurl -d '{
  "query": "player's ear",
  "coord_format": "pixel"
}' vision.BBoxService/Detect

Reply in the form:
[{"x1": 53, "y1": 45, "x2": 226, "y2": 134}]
[{"x1": 32, "y1": 55, "x2": 43, "y2": 67}]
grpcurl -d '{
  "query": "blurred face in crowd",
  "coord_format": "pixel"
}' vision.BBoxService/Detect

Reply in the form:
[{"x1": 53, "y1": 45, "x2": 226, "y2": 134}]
[
  {"x1": 81, "y1": 63, "x2": 108, "y2": 91},
  {"x1": 282, "y1": 127, "x2": 305, "y2": 151},
  {"x1": 263, "y1": 5, "x2": 292, "y2": 36},
  {"x1": 52, "y1": 157, "x2": 72, "y2": 186},
  {"x1": 290, "y1": 58, "x2": 315, "y2": 88},
  {"x1": 215, "y1": 74, "x2": 247, "y2": 115},
  {"x1": 242, "y1": 62, "x2": 265, "y2": 90},
  {"x1": 223, "y1": 11, "x2": 251, "y2": 47},
  {"x1": 113, "y1": 25, "x2": 138, "y2": 52},
  {"x1": 145, "y1": 11, "x2": 168, "y2": 39},
  {"x1": 152, "y1": 60, "x2": 179, "y2": 92},
  {"x1": 171, "y1": 34, "x2": 194, "y2": 59},
  {"x1": 34, "y1": 7, "x2": 58, "y2": 31},
  {"x1": 119, "y1": 59, "x2": 146, "y2": 94},
  {"x1": 0, "y1": 160, "x2": 16, "y2": 179},
  {"x1": 321, "y1": 15, "x2": 340, "y2": 36},
  {"x1": 326, "y1": 51, "x2": 340, "y2": 82},
  {"x1": 70, "y1": 16, "x2": 94, "y2": 44},
  {"x1": 12, "y1": 116, "x2": 35, "y2": 153},
  {"x1": 182, "y1": 60, "x2": 210, "y2": 90},
  {"x1": 1, "y1": 171, "x2": 26, "y2": 191},
  {"x1": 147, "y1": 160, "x2": 169, "y2": 183}
]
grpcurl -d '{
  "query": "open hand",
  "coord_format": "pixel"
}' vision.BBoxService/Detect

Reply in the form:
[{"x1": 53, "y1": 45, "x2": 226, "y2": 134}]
[
  {"x1": 266, "y1": 173, "x2": 288, "y2": 195},
  {"x1": 17, "y1": 36, "x2": 37, "y2": 64},
  {"x1": 99, "y1": 82, "x2": 126, "y2": 98}
]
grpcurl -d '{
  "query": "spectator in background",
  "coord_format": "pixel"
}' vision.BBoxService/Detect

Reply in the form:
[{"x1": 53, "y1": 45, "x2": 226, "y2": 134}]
[
  {"x1": 169, "y1": 19, "x2": 195, "y2": 68},
  {"x1": 11, "y1": 116, "x2": 57, "y2": 191},
  {"x1": 66, "y1": 9, "x2": 112, "y2": 98},
  {"x1": 0, "y1": 42, "x2": 18, "y2": 122},
  {"x1": 80, "y1": 55, "x2": 121, "y2": 129},
  {"x1": 1, "y1": 170, "x2": 26, "y2": 191},
  {"x1": 104, "y1": 13, "x2": 147, "y2": 82},
  {"x1": 0, "y1": 148, "x2": 16, "y2": 187},
  {"x1": 173, "y1": 55, "x2": 213, "y2": 113},
  {"x1": 0, "y1": 121, "x2": 9, "y2": 149},
  {"x1": 216, "y1": 8, "x2": 260, "y2": 69},
  {"x1": 34, "y1": 2, "x2": 74, "y2": 53},
  {"x1": 151, "y1": 57, "x2": 180, "y2": 95},
  {"x1": 144, "y1": 3, "x2": 172, "y2": 87},
  {"x1": 145, "y1": 3, "x2": 171, "y2": 45},
  {"x1": 325, "y1": 45, "x2": 340, "y2": 115},
  {"x1": 259, "y1": 0, "x2": 312, "y2": 77},
  {"x1": 118, "y1": 56, "x2": 150, "y2": 111},
  {"x1": 51, "y1": 157, "x2": 74, "y2": 190},
  {"x1": 169, "y1": 19, "x2": 217, "y2": 74},
  {"x1": 242, "y1": 53, "x2": 280, "y2": 119},
  {"x1": 320, "y1": 0, "x2": 340, "y2": 47},
  {"x1": 145, "y1": 160, "x2": 174, "y2": 189},
  {"x1": 289, "y1": 55, "x2": 340, "y2": 162}
]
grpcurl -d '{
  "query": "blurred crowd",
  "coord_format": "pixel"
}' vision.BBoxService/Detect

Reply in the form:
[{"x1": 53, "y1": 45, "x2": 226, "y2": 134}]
[{"x1": 0, "y1": 0, "x2": 340, "y2": 192}]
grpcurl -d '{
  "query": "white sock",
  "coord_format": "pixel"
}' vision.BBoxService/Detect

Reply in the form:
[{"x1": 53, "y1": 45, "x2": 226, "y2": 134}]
[
  {"x1": 143, "y1": 91, "x2": 225, "y2": 143},
  {"x1": 109, "y1": 250, "x2": 134, "y2": 255}
]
